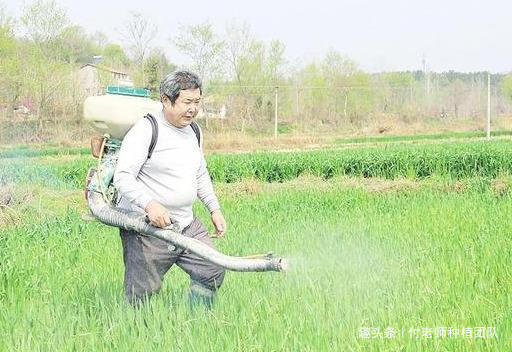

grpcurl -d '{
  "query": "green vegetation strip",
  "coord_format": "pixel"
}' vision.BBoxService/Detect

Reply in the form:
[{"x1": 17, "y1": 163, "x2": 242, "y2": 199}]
[
  {"x1": 3, "y1": 130, "x2": 511, "y2": 159},
  {"x1": 207, "y1": 140, "x2": 512, "y2": 182},
  {"x1": 2, "y1": 140, "x2": 512, "y2": 188},
  {"x1": 0, "y1": 145, "x2": 90, "y2": 159},
  {"x1": 334, "y1": 130, "x2": 512, "y2": 144}
]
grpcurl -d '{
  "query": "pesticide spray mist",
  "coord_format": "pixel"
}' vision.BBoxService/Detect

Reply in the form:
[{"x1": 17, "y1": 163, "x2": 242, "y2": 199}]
[{"x1": 279, "y1": 219, "x2": 402, "y2": 317}]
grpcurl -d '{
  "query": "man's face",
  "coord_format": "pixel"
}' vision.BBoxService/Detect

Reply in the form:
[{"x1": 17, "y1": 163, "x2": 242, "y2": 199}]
[{"x1": 162, "y1": 88, "x2": 201, "y2": 128}]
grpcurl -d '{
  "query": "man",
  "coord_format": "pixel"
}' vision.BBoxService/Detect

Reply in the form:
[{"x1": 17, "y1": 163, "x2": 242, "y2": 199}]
[{"x1": 113, "y1": 70, "x2": 226, "y2": 308}]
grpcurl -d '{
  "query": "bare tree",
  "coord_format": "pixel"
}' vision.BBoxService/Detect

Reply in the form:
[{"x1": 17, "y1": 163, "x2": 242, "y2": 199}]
[
  {"x1": 449, "y1": 79, "x2": 466, "y2": 118},
  {"x1": 90, "y1": 31, "x2": 108, "y2": 48},
  {"x1": 120, "y1": 12, "x2": 157, "y2": 85},
  {"x1": 172, "y1": 21, "x2": 223, "y2": 82},
  {"x1": 122, "y1": 12, "x2": 157, "y2": 63},
  {"x1": 219, "y1": 21, "x2": 255, "y2": 131},
  {"x1": 223, "y1": 20, "x2": 252, "y2": 86}
]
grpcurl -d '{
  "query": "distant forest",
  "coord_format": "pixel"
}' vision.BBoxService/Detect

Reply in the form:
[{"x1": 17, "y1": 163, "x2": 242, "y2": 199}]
[{"x1": 1, "y1": 0, "x2": 511, "y2": 135}]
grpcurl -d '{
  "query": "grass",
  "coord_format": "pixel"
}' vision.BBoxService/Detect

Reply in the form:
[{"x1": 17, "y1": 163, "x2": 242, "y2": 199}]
[
  {"x1": 333, "y1": 129, "x2": 512, "y2": 145},
  {"x1": 0, "y1": 145, "x2": 90, "y2": 159},
  {"x1": 0, "y1": 141, "x2": 511, "y2": 351},
  {"x1": 0, "y1": 177, "x2": 510, "y2": 351},
  {"x1": 4, "y1": 140, "x2": 512, "y2": 187},
  {"x1": 207, "y1": 140, "x2": 512, "y2": 182}
]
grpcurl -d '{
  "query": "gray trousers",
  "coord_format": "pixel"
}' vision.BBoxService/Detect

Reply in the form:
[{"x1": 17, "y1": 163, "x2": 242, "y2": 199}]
[{"x1": 119, "y1": 217, "x2": 225, "y2": 303}]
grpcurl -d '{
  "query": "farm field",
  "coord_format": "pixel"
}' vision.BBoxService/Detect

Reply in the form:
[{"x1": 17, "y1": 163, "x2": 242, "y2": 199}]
[
  {"x1": 2, "y1": 128, "x2": 512, "y2": 158},
  {"x1": 0, "y1": 140, "x2": 511, "y2": 351}
]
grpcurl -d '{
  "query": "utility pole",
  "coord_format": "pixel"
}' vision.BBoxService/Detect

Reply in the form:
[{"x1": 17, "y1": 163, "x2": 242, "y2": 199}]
[
  {"x1": 487, "y1": 72, "x2": 491, "y2": 140},
  {"x1": 274, "y1": 86, "x2": 278, "y2": 139}
]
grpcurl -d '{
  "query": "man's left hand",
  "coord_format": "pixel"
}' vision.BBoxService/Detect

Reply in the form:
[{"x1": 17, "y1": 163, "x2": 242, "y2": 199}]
[{"x1": 211, "y1": 209, "x2": 227, "y2": 237}]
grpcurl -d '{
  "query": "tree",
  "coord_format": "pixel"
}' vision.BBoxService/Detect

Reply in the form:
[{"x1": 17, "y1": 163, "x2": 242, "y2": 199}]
[
  {"x1": 28, "y1": 47, "x2": 70, "y2": 114},
  {"x1": 20, "y1": 0, "x2": 68, "y2": 53},
  {"x1": 59, "y1": 25, "x2": 99, "y2": 63},
  {"x1": 501, "y1": 74, "x2": 512, "y2": 103},
  {"x1": 121, "y1": 12, "x2": 156, "y2": 63},
  {"x1": 267, "y1": 40, "x2": 286, "y2": 84},
  {"x1": 173, "y1": 22, "x2": 223, "y2": 82},
  {"x1": 226, "y1": 38, "x2": 286, "y2": 128},
  {"x1": 121, "y1": 12, "x2": 157, "y2": 86},
  {"x1": 103, "y1": 43, "x2": 130, "y2": 69},
  {"x1": 223, "y1": 20, "x2": 252, "y2": 85},
  {"x1": 144, "y1": 48, "x2": 176, "y2": 98},
  {"x1": 296, "y1": 62, "x2": 327, "y2": 118},
  {"x1": 17, "y1": 0, "x2": 75, "y2": 132},
  {"x1": 321, "y1": 50, "x2": 359, "y2": 81},
  {"x1": 0, "y1": 16, "x2": 22, "y2": 110},
  {"x1": 448, "y1": 79, "x2": 466, "y2": 118},
  {"x1": 90, "y1": 31, "x2": 108, "y2": 48}
]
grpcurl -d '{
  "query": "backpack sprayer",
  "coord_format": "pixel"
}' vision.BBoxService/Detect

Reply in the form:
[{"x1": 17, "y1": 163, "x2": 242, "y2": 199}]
[{"x1": 83, "y1": 86, "x2": 287, "y2": 272}]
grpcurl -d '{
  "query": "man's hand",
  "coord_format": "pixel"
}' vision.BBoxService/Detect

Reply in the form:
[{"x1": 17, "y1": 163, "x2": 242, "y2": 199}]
[
  {"x1": 211, "y1": 209, "x2": 227, "y2": 237},
  {"x1": 145, "y1": 200, "x2": 172, "y2": 228}
]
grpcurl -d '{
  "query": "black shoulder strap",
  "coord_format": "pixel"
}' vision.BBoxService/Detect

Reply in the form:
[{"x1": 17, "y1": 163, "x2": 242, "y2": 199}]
[
  {"x1": 190, "y1": 121, "x2": 201, "y2": 147},
  {"x1": 143, "y1": 115, "x2": 201, "y2": 160},
  {"x1": 144, "y1": 114, "x2": 158, "y2": 159}
]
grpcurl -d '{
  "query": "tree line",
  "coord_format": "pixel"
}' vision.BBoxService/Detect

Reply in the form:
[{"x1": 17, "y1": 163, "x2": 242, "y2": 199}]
[{"x1": 1, "y1": 0, "x2": 511, "y2": 138}]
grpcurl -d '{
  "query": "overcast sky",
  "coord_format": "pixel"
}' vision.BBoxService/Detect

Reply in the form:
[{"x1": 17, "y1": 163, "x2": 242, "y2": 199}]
[{"x1": 7, "y1": 0, "x2": 512, "y2": 73}]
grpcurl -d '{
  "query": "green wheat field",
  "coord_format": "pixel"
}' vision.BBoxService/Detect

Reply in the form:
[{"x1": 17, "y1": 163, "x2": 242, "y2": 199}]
[{"x1": 0, "y1": 139, "x2": 511, "y2": 351}]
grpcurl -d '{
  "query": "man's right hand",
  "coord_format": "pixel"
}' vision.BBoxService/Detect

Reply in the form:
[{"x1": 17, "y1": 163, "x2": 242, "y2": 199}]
[{"x1": 145, "y1": 200, "x2": 172, "y2": 228}]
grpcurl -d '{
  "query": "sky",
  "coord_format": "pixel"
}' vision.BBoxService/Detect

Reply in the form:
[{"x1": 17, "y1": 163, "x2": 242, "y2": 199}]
[{"x1": 6, "y1": 0, "x2": 512, "y2": 73}]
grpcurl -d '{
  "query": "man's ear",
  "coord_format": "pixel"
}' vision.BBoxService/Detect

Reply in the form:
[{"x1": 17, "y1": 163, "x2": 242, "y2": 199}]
[{"x1": 161, "y1": 95, "x2": 171, "y2": 107}]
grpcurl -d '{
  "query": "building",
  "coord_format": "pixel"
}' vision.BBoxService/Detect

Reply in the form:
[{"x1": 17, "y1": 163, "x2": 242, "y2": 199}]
[
  {"x1": 77, "y1": 64, "x2": 133, "y2": 97},
  {"x1": 196, "y1": 96, "x2": 227, "y2": 120}
]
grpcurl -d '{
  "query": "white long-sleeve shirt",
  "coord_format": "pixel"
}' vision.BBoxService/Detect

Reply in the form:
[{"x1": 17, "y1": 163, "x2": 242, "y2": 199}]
[{"x1": 113, "y1": 110, "x2": 220, "y2": 228}]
